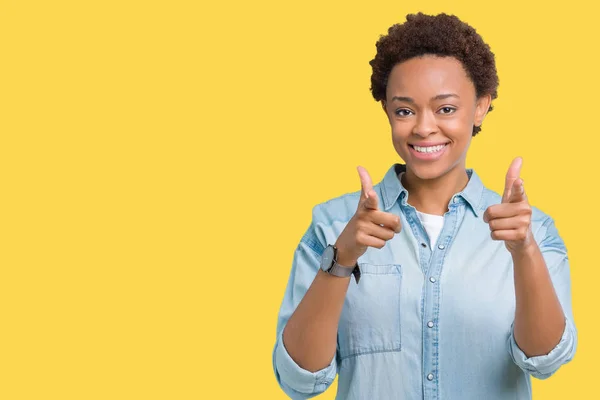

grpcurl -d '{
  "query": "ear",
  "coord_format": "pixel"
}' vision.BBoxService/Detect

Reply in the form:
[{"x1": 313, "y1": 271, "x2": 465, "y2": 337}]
[{"x1": 474, "y1": 94, "x2": 492, "y2": 127}]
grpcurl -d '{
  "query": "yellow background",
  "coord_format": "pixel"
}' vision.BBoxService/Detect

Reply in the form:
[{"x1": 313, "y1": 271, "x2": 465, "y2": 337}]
[{"x1": 0, "y1": 0, "x2": 597, "y2": 398}]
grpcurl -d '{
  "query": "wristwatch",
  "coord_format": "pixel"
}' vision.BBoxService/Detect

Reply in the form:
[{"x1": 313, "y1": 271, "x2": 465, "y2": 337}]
[{"x1": 320, "y1": 244, "x2": 361, "y2": 283}]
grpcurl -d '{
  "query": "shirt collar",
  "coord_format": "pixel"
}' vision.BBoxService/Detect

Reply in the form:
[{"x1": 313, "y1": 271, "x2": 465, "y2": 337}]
[{"x1": 380, "y1": 163, "x2": 485, "y2": 217}]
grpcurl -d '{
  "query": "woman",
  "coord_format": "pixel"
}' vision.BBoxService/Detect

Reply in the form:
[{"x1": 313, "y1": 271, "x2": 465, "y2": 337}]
[{"x1": 273, "y1": 13, "x2": 576, "y2": 400}]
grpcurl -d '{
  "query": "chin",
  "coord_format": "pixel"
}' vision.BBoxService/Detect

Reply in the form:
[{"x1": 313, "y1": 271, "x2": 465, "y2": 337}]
[{"x1": 405, "y1": 161, "x2": 455, "y2": 181}]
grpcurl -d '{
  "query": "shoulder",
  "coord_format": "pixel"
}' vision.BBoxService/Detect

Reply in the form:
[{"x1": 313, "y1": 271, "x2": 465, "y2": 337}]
[
  {"x1": 310, "y1": 187, "x2": 366, "y2": 224},
  {"x1": 479, "y1": 185, "x2": 563, "y2": 246},
  {"x1": 302, "y1": 186, "x2": 376, "y2": 253},
  {"x1": 309, "y1": 177, "x2": 390, "y2": 220},
  {"x1": 481, "y1": 186, "x2": 552, "y2": 221}
]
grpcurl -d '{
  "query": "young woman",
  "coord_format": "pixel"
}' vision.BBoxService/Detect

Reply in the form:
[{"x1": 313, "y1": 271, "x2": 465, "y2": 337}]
[{"x1": 273, "y1": 13, "x2": 576, "y2": 400}]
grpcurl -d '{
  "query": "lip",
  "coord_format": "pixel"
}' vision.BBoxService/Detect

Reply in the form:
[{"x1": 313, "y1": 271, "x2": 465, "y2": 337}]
[
  {"x1": 409, "y1": 142, "x2": 450, "y2": 147},
  {"x1": 408, "y1": 143, "x2": 449, "y2": 161}
]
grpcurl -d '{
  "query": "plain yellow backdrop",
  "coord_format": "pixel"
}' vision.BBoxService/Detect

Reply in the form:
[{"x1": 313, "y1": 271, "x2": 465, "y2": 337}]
[{"x1": 0, "y1": 0, "x2": 597, "y2": 398}]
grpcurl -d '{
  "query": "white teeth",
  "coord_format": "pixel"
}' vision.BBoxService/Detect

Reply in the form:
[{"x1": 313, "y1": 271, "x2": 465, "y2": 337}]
[{"x1": 413, "y1": 144, "x2": 446, "y2": 153}]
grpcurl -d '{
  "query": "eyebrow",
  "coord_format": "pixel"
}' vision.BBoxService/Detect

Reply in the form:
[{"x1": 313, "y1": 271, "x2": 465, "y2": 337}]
[{"x1": 391, "y1": 93, "x2": 460, "y2": 103}]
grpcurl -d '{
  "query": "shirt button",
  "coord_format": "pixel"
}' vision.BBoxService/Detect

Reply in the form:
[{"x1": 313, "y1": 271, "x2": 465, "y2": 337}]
[
  {"x1": 438, "y1": 244, "x2": 445, "y2": 250},
  {"x1": 453, "y1": 197, "x2": 458, "y2": 203},
  {"x1": 427, "y1": 321, "x2": 434, "y2": 328},
  {"x1": 427, "y1": 373, "x2": 434, "y2": 381},
  {"x1": 429, "y1": 277, "x2": 436, "y2": 283},
  {"x1": 421, "y1": 242, "x2": 427, "y2": 248}
]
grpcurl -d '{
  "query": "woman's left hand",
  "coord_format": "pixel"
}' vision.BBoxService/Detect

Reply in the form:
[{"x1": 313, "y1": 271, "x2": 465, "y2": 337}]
[{"x1": 483, "y1": 157, "x2": 535, "y2": 255}]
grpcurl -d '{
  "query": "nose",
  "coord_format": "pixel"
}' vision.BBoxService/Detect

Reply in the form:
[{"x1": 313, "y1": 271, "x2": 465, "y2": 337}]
[{"x1": 412, "y1": 109, "x2": 438, "y2": 137}]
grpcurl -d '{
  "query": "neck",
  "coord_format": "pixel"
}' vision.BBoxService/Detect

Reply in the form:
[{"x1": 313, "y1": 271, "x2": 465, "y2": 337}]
[{"x1": 401, "y1": 165, "x2": 469, "y2": 216}]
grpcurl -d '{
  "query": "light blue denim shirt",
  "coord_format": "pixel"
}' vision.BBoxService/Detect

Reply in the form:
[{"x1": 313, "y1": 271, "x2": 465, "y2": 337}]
[{"x1": 273, "y1": 163, "x2": 577, "y2": 400}]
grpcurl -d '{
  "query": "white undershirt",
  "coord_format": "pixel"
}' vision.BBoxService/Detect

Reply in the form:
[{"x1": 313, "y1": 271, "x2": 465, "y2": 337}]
[
  {"x1": 416, "y1": 210, "x2": 445, "y2": 248},
  {"x1": 398, "y1": 171, "x2": 446, "y2": 247}
]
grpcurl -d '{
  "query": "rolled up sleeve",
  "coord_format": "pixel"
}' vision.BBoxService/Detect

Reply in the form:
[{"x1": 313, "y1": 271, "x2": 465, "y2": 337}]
[
  {"x1": 508, "y1": 216, "x2": 578, "y2": 379},
  {"x1": 508, "y1": 316, "x2": 577, "y2": 379},
  {"x1": 274, "y1": 330, "x2": 337, "y2": 398},
  {"x1": 272, "y1": 210, "x2": 338, "y2": 398}
]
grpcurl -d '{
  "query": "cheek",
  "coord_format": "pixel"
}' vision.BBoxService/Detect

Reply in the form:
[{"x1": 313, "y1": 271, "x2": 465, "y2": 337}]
[
  {"x1": 389, "y1": 123, "x2": 412, "y2": 151},
  {"x1": 389, "y1": 119, "x2": 411, "y2": 137},
  {"x1": 441, "y1": 113, "x2": 468, "y2": 128},
  {"x1": 439, "y1": 113, "x2": 475, "y2": 138},
  {"x1": 390, "y1": 131, "x2": 412, "y2": 159}
]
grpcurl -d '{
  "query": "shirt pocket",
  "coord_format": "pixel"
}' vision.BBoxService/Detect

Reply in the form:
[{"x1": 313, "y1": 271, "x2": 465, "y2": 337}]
[{"x1": 337, "y1": 263, "x2": 402, "y2": 360}]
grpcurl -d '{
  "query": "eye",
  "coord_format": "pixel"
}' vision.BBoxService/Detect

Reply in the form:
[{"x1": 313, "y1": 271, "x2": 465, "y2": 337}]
[
  {"x1": 394, "y1": 109, "x2": 414, "y2": 117},
  {"x1": 438, "y1": 106, "x2": 456, "y2": 115}
]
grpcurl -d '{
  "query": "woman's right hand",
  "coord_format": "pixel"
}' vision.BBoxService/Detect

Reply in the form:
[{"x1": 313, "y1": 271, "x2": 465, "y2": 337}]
[{"x1": 334, "y1": 166, "x2": 402, "y2": 266}]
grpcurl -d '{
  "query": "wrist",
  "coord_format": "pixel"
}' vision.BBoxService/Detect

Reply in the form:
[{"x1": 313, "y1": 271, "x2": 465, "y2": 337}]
[
  {"x1": 510, "y1": 241, "x2": 538, "y2": 261},
  {"x1": 334, "y1": 246, "x2": 358, "y2": 267}
]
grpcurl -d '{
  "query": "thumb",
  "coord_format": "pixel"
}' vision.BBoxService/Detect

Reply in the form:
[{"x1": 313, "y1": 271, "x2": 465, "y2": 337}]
[
  {"x1": 502, "y1": 157, "x2": 523, "y2": 203},
  {"x1": 357, "y1": 166, "x2": 378, "y2": 210}
]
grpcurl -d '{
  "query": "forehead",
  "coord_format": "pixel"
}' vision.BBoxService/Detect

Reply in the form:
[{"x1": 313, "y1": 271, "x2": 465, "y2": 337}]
[{"x1": 386, "y1": 56, "x2": 475, "y2": 99}]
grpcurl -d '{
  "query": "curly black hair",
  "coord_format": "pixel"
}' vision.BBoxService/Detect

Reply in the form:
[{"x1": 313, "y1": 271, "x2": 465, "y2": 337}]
[{"x1": 369, "y1": 13, "x2": 499, "y2": 136}]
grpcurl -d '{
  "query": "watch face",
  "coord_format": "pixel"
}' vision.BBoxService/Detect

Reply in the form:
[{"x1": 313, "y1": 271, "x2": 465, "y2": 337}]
[{"x1": 320, "y1": 245, "x2": 335, "y2": 271}]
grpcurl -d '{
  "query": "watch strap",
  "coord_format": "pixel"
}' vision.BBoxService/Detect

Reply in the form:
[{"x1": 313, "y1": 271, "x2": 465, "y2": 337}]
[{"x1": 329, "y1": 261, "x2": 361, "y2": 284}]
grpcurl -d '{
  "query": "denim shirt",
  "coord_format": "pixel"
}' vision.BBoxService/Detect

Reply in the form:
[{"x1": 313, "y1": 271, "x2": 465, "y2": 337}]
[{"x1": 273, "y1": 163, "x2": 577, "y2": 400}]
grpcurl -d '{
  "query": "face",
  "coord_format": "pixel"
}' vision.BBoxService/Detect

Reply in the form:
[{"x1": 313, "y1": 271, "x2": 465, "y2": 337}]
[{"x1": 382, "y1": 55, "x2": 491, "y2": 181}]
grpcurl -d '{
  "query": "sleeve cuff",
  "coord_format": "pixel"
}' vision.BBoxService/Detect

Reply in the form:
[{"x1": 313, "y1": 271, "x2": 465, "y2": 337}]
[
  {"x1": 274, "y1": 331, "x2": 337, "y2": 395},
  {"x1": 508, "y1": 317, "x2": 577, "y2": 379}
]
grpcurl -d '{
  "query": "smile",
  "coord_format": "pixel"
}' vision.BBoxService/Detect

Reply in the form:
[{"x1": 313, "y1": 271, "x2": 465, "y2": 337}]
[
  {"x1": 409, "y1": 143, "x2": 448, "y2": 153},
  {"x1": 408, "y1": 143, "x2": 449, "y2": 161}
]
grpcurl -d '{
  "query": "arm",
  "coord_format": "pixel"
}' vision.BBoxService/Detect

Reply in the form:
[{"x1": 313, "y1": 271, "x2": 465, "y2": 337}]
[
  {"x1": 512, "y1": 238, "x2": 565, "y2": 357},
  {"x1": 484, "y1": 158, "x2": 577, "y2": 379},
  {"x1": 282, "y1": 268, "x2": 352, "y2": 372},
  {"x1": 507, "y1": 216, "x2": 577, "y2": 379},
  {"x1": 273, "y1": 167, "x2": 401, "y2": 397},
  {"x1": 273, "y1": 232, "x2": 342, "y2": 399}
]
